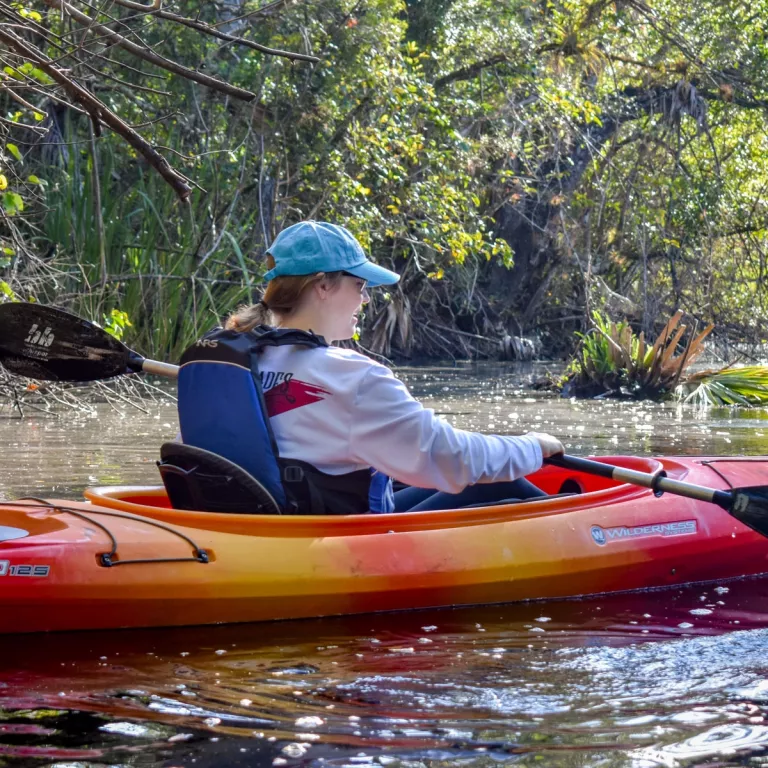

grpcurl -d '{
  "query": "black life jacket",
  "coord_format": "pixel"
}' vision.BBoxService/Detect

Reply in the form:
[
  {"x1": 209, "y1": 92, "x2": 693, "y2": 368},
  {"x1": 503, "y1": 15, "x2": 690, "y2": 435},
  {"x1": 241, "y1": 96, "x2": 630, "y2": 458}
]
[{"x1": 178, "y1": 326, "x2": 391, "y2": 515}]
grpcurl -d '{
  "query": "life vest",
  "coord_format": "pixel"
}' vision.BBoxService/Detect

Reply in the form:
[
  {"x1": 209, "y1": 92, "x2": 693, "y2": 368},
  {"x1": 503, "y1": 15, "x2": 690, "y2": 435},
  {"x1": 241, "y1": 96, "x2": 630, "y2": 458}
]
[{"x1": 178, "y1": 326, "x2": 394, "y2": 515}]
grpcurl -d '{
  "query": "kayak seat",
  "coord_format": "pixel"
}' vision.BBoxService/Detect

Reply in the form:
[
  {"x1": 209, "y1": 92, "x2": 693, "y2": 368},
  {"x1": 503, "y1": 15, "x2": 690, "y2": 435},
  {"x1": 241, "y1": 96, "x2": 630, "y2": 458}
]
[
  {"x1": 157, "y1": 442, "x2": 282, "y2": 515},
  {"x1": 558, "y1": 478, "x2": 584, "y2": 494}
]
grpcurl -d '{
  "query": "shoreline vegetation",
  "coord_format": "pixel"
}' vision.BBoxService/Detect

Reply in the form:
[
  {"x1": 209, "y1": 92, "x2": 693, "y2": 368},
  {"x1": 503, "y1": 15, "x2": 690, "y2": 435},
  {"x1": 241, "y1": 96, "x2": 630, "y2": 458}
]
[
  {"x1": 0, "y1": 0, "x2": 766, "y2": 388},
  {"x1": 543, "y1": 310, "x2": 768, "y2": 406}
]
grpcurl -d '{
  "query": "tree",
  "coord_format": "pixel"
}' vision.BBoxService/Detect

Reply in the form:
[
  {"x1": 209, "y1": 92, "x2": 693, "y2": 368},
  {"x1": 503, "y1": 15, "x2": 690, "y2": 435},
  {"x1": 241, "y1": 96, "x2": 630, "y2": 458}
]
[{"x1": 3, "y1": 0, "x2": 768, "y2": 361}]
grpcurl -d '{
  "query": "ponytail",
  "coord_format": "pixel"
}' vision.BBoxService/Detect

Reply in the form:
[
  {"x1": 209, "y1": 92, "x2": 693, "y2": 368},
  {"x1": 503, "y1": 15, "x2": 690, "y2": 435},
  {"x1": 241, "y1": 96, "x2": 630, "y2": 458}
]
[{"x1": 225, "y1": 255, "x2": 345, "y2": 333}]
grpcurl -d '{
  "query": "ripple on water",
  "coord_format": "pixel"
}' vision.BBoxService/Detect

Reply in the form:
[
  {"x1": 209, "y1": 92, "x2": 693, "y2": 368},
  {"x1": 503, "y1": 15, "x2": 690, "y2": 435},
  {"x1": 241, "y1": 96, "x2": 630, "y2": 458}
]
[{"x1": 1, "y1": 586, "x2": 768, "y2": 766}]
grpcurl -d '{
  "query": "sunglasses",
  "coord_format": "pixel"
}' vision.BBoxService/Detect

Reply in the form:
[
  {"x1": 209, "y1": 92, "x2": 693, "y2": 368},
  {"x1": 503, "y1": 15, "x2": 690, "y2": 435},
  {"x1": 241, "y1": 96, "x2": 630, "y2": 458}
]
[{"x1": 341, "y1": 271, "x2": 368, "y2": 286}]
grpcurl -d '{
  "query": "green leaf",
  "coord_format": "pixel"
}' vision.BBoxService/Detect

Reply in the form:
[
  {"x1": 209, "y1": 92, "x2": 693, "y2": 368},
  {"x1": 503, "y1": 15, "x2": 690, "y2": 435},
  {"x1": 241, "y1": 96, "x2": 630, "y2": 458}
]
[
  {"x1": 2, "y1": 192, "x2": 24, "y2": 216},
  {"x1": 222, "y1": 231, "x2": 253, "y2": 304},
  {"x1": 6, "y1": 143, "x2": 21, "y2": 162}
]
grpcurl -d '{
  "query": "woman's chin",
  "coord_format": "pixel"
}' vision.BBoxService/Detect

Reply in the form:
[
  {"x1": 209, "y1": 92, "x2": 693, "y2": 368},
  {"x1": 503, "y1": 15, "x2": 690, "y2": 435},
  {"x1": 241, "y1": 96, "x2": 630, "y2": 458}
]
[{"x1": 332, "y1": 325, "x2": 356, "y2": 342}]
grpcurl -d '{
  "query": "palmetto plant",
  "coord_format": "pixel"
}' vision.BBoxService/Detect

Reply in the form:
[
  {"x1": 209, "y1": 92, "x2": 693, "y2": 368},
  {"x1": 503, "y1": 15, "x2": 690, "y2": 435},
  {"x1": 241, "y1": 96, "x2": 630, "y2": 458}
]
[
  {"x1": 567, "y1": 310, "x2": 768, "y2": 406},
  {"x1": 568, "y1": 310, "x2": 714, "y2": 399}
]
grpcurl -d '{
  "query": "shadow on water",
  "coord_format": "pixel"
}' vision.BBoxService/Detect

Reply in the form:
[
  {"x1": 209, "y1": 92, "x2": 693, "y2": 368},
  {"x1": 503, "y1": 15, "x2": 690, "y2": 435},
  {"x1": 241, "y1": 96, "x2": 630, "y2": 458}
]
[{"x1": 4, "y1": 363, "x2": 768, "y2": 765}]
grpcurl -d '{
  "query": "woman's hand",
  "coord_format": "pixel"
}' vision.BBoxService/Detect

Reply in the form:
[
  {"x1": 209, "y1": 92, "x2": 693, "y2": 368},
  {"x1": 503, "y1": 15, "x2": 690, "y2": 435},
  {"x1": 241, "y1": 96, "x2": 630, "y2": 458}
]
[{"x1": 527, "y1": 431, "x2": 564, "y2": 458}]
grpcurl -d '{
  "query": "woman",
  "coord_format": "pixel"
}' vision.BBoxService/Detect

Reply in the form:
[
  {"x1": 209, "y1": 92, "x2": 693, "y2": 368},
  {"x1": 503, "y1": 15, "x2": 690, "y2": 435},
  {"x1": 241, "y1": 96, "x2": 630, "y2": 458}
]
[{"x1": 226, "y1": 220, "x2": 564, "y2": 513}]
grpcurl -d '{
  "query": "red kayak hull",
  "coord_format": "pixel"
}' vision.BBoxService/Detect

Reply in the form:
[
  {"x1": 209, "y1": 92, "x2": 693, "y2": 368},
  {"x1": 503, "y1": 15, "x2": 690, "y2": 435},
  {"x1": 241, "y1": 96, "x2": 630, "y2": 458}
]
[{"x1": 0, "y1": 455, "x2": 766, "y2": 633}]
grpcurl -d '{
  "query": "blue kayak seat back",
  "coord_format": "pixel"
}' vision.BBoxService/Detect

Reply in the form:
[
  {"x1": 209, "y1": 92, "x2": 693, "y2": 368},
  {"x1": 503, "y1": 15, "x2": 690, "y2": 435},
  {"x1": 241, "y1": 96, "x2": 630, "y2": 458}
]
[{"x1": 178, "y1": 327, "x2": 329, "y2": 512}]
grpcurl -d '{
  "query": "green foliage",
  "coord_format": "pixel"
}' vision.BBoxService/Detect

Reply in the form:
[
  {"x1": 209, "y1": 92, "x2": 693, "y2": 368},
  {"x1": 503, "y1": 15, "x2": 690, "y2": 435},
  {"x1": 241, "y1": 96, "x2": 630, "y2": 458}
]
[
  {"x1": 677, "y1": 367, "x2": 768, "y2": 407},
  {"x1": 39, "y1": 139, "x2": 255, "y2": 360},
  {"x1": 103, "y1": 309, "x2": 132, "y2": 341},
  {"x1": 0, "y1": 280, "x2": 17, "y2": 300},
  {"x1": 3, "y1": 0, "x2": 768, "y2": 359}
]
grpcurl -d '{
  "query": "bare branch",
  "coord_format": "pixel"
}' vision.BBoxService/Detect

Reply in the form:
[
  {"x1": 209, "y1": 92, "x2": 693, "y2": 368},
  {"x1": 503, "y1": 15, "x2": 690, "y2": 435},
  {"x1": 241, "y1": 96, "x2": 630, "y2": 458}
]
[
  {"x1": 210, "y1": 0, "x2": 293, "y2": 25},
  {"x1": 151, "y1": 8, "x2": 319, "y2": 63},
  {"x1": 697, "y1": 88, "x2": 768, "y2": 110},
  {"x1": 100, "y1": 0, "x2": 318, "y2": 62},
  {"x1": 434, "y1": 55, "x2": 514, "y2": 90},
  {"x1": 1, "y1": 80, "x2": 48, "y2": 115},
  {"x1": 111, "y1": 0, "x2": 161, "y2": 11},
  {"x1": 0, "y1": 25, "x2": 193, "y2": 199},
  {"x1": 41, "y1": 0, "x2": 257, "y2": 101},
  {"x1": 14, "y1": 82, "x2": 89, "y2": 114}
]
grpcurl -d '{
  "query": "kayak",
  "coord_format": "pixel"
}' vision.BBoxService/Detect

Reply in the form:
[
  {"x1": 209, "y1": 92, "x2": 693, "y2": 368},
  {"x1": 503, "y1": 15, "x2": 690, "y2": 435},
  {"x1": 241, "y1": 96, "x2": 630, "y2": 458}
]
[{"x1": 2, "y1": 454, "x2": 768, "y2": 634}]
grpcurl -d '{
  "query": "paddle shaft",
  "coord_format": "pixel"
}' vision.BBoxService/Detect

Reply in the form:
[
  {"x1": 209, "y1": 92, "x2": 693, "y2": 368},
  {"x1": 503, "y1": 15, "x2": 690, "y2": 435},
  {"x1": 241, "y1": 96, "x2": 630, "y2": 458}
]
[
  {"x1": 130, "y1": 356, "x2": 179, "y2": 379},
  {"x1": 545, "y1": 453, "x2": 733, "y2": 511}
]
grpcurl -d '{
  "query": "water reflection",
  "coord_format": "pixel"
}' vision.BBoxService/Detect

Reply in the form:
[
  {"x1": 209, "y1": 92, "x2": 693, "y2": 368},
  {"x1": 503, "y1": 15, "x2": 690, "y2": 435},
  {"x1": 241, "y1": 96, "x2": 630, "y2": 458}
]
[
  {"x1": 1, "y1": 579, "x2": 768, "y2": 766},
  {"x1": 2, "y1": 363, "x2": 768, "y2": 765}
]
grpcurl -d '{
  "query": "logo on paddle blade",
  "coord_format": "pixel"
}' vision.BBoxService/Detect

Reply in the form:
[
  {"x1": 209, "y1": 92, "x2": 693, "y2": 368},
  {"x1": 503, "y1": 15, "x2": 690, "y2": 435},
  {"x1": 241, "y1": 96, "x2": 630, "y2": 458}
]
[
  {"x1": 24, "y1": 323, "x2": 54, "y2": 348},
  {"x1": 22, "y1": 323, "x2": 55, "y2": 360},
  {"x1": 591, "y1": 520, "x2": 697, "y2": 546}
]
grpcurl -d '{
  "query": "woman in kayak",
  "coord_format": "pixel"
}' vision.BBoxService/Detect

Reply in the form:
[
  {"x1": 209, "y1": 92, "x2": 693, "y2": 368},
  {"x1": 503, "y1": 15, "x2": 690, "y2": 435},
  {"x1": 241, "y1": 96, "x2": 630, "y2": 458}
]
[{"x1": 224, "y1": 220, "x2": 564, "y2": 513}]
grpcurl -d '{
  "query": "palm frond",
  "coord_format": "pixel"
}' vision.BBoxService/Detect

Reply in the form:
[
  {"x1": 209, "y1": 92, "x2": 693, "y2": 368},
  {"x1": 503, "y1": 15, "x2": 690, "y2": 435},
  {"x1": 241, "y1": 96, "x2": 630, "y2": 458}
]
[{"x1": 677, "y1": 366, "x2": 768, "y2": 406}]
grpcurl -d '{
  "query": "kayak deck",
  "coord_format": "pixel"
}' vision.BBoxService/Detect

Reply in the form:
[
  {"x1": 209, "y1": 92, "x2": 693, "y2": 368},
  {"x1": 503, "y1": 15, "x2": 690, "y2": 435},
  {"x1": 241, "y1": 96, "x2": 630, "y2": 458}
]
[{"x1": 0, "y1": 456, "x2": 767, "y2": 633}]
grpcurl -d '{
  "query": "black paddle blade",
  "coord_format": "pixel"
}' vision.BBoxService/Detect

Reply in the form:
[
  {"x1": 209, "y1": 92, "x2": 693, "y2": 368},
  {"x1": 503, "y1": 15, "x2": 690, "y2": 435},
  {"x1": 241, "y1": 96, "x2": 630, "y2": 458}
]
[
  {"x1": 0, "y1": 303, "x2": 131, "y2": 381},
  {"x1": 729, "y1": 486, "x2": 768, "y2": 538}
]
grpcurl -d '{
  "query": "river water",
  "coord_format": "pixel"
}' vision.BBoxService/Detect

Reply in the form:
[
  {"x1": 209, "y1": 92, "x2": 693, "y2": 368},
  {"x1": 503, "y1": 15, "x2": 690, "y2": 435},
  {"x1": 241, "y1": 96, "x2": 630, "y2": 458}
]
[{"x1": 3, "y1": 363, "x2": 768, "y2": 767}]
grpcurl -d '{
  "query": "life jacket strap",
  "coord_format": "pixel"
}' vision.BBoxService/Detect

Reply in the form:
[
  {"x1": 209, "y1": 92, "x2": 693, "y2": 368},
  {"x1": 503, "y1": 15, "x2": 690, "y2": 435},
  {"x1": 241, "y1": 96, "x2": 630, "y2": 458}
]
[{"x1": 279, "y1": 459, "x2": 373, "y2": 515}]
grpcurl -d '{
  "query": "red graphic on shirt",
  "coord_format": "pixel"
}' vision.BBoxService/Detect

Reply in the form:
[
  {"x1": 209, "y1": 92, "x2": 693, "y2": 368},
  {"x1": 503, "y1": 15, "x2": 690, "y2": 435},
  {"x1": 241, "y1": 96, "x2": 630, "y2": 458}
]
[{"x1": 264, "y1": 378, "x2": 331, "y2": 417}]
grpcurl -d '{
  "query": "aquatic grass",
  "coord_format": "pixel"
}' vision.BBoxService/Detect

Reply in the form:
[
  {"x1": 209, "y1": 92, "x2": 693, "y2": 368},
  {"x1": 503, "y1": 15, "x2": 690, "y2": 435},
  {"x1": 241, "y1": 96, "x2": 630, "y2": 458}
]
[{"x1": 38, "y1": 131, "x2": 265, "y2": 362}]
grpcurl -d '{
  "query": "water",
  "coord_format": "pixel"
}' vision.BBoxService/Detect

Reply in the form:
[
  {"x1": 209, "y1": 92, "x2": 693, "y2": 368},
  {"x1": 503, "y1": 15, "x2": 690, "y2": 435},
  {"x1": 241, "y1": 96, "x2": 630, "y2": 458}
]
[{"x1": 3, "y1": 362, "x2": 768, "y2": 766}]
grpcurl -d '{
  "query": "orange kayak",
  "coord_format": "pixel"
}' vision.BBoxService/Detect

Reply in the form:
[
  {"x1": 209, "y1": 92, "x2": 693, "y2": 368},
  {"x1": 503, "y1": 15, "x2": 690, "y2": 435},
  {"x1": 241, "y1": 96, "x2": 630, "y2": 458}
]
[{"x1": 1, "y1": 455, "x2": 768, "y2": 634}]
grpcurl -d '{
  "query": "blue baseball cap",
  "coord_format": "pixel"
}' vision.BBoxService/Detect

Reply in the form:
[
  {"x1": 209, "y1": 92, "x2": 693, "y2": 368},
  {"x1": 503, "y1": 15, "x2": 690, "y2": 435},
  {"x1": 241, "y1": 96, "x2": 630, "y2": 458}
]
[{"x1": 264, "y1": 221, "x2": 399, "y2": 287}]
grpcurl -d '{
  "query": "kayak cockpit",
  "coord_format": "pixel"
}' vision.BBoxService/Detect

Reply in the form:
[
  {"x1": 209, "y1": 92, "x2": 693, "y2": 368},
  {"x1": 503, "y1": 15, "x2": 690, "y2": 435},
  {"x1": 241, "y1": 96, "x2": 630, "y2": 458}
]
[{"x1": 82, "y1": 455, "x2": 686, "y2": 536}]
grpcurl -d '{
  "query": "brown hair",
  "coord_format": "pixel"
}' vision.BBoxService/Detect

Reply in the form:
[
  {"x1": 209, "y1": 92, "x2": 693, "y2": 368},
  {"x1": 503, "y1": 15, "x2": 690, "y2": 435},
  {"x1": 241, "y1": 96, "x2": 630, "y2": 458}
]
[{"x1": 225, "y1": 255, "x2": 345, "y2": 333}]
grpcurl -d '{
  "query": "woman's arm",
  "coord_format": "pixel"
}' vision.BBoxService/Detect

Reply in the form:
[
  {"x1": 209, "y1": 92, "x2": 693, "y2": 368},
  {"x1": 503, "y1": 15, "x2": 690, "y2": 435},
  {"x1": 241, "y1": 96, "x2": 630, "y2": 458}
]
[{"x1": 349, "y1": 364, "x2": 562, "y2": 493}]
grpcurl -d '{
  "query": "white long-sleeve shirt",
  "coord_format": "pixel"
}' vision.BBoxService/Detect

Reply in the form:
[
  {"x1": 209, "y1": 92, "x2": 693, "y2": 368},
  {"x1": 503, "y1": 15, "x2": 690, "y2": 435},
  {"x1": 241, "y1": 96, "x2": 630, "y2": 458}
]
[{"x1": 258, "y1": 344, "x2": 542, "y2": 493}]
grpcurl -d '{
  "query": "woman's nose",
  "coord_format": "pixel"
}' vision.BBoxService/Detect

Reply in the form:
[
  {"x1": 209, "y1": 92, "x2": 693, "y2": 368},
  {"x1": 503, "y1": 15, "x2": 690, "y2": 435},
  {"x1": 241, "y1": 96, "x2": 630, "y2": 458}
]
[{"x1": 362, "y1": 287, "x2": 370, "y2": 303}]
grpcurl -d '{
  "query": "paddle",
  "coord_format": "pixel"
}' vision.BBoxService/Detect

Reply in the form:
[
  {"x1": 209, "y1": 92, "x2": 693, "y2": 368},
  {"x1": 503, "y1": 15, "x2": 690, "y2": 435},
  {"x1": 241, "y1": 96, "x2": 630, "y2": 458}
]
[
  {"x1": 0, "y1": 302, "x2": 178, "y2": 381},
  {"x1": 545, "y1": 453, "x2": 768, "y2": 538}
]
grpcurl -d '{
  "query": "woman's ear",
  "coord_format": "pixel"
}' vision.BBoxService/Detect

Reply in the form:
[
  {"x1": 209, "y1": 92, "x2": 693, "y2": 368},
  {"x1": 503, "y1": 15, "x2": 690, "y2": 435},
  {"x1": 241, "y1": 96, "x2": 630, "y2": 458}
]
[{"x1": 314, "y1": 275, "x2": 335, "y2": 301}]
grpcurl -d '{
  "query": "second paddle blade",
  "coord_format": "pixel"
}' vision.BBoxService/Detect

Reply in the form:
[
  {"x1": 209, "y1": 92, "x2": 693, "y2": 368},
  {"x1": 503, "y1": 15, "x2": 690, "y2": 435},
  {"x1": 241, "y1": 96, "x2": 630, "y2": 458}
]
[
  {"x1": 730, "y1": 486, "x2": 768, "y2": 538},
  {"x1": 0, "y1": 303, "x2": 130, "y2": 381}
]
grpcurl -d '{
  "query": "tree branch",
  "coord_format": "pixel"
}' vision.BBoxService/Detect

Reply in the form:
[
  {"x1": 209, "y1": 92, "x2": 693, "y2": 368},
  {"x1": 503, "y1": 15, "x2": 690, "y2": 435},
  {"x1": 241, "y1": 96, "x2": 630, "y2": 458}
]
[
  {"x1": 210, "y1": 0, "x2": 293, "y2": 24},
  {"x1": 41, "y1": 0, "x2": 257, "y2": 101},
  {"x1": 434, "y1": 54, "x2": 515, "y2": 90},
  {"x1": 117, "y1": 3, "x2": 320, "y2": 63},
  {"x1": 0, "y1": 25, "x2": 193, "y2": 199},
  {"x1": 698, "y1": 88, "x2": 768, "y2": 110}
]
